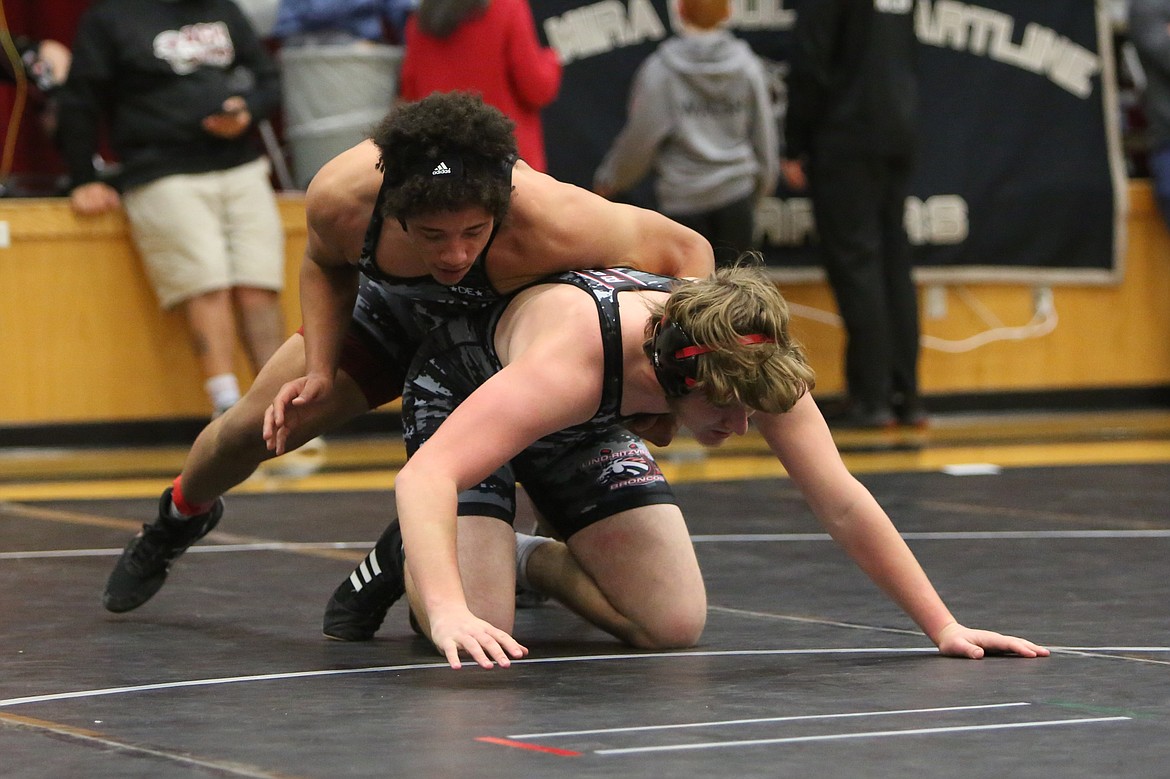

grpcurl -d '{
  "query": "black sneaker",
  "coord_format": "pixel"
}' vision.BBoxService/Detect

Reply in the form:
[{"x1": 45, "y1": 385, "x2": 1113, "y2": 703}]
[
  {"x1": 823, "y1": 403, "x2": 897, "y2": 430},
  {"x1": 323, "y1": 519, "x2": 406, "y2": 641},
  {"x1": 102, "y1": 487, "x2": 223, "y2": 613},
  {"x1": 893, "y1": 396, "x2": 930, "y2": 428}
]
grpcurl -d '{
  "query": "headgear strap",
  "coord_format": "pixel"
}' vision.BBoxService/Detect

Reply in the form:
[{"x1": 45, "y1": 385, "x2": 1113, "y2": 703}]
[{"x1": 651, "y1": 319, "x2": 775, "y2": 398}]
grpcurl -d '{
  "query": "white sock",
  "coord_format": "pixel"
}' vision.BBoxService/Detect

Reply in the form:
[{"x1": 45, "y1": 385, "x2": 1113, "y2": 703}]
[
  {"x1": 515, "y1": 532, "x2": 555, "y2": 590},
  {"x1": 166, "y1": 498, "x2": 188, "y2": 521},
  {"x1": 204, "y1": 373, "x2": 240, "y2": 413}
]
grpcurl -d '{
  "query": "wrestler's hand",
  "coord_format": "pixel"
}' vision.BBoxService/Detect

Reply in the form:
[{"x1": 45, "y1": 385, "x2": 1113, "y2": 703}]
[
  {"x1": 626, "y1": 413, "x2": 679, "y2": 447},
  {"x1": 428, "y1": 607, "x2": 529, "y2": 670},
  {"x1": 263, "y1": 373, "x2": 332, "y2": 455},
  {"x1": 934, "y1": 621, "x2": 1050, "y2": 659}
]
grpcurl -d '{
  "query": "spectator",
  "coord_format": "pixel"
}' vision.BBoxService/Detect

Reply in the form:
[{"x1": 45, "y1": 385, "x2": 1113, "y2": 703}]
[
  {"x1": 1, "y1": 35, "x2": 71, "y2": 189},
  {"x1": 398, "y1": 0, "x2": 561, "y2": 171},
  {"x1": 56, "y1": 0, "x2": 287, "y2": 418},
  {"x1": 1129, "y1": 0, "x2": 1170, "y2": 231},
  {"x1": 1, "y1": 34, "x2": 71, "y2": 98},
  {"x1": 593, "y1": 0, "x2": 778, "y2": 266},
  {"x1": 782, "y1": 0, "x2": 925, "y2": 429}
]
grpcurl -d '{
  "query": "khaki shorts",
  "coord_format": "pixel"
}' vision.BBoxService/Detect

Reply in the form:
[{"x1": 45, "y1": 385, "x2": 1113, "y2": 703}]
[{"x1": 122, "y1": 157, "x2": 285, "y2": 309}]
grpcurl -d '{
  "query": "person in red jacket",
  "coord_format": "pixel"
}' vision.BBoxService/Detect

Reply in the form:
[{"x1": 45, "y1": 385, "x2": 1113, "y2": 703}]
[{"x1": 399, "y1": 0, "x2": 562, "y2": 171}]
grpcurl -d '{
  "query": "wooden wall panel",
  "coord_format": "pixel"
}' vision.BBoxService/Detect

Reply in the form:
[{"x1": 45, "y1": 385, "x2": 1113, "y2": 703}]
[
  {"x1": 2, "y1": 183, "x2": 1168, "y2": 427},
  {"x1": 781, "y1": 182, "x2": 1170, "y2": 396},
  {"x1": 0, "y1": 196, "x2": 306, "y2": 424}
]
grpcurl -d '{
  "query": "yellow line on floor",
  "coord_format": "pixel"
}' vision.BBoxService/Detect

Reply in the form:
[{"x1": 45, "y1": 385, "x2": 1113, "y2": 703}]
[{"x1": 1, "y1": 440, "x2": 1167, "y2": 504}]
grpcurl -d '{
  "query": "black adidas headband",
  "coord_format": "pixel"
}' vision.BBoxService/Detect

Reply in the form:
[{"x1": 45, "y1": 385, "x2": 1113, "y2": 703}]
[{"x1": 391, "y1": 152, "x2": 512, "y2": 185}]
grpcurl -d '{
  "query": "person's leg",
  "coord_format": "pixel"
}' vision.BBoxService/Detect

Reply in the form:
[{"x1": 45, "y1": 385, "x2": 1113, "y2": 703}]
[
  {"x1": 810, "y1": 152, "x2": 895, "y2": 421},
  {"x1": 517, "y1": 429, "x2": 705, "y2": 648},
  {"x1": 706, "y1": 195, "x2": 757, "y2": 267},
  {"x1": 232, "y1": 286, "x2": 285, "y2": 373},
  {"x1": 220, "y1": 158, "x2": 287, "y2": 374},
  {"x1": 180, "y1": 287, "x2": 240, "y2": 384},
  {"x1": 880, "y1": 155, "x2": 924, "y2": 423},
  {"x1": 528, "y1": 504, "x2": 706, "y2": 649},
  {"x1": 123, "y1": 172, "x2": 241, "y2": 414},
  {"x1": 103, "y1": 332, "x2": 374, "y2": 613},
  {"x1": 177, "y1": 332, "x2": 370, "y2": 505}
]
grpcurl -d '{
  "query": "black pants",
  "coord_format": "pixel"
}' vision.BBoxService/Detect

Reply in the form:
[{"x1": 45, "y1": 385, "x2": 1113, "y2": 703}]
[
  {"x1": 670, "y1": 194, "x2": 756, "y2": 267},
  {"x1": 810, "y1": 152, "x2": 920, "y2": 409}
]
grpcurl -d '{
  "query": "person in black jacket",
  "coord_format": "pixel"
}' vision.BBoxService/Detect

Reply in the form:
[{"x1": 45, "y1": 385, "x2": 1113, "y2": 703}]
[
  {"x1": 781, "y1": 0, "x2": 925, "y2": 428},
  {"x1": 1130, "y1": 0, "x2": 1170, "y2": 231},
  {"x1": 56, "y1": 0, "x2": 287, "y2": 417}
]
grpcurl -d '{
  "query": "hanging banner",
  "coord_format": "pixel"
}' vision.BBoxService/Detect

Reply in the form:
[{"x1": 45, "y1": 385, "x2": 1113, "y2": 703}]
[{"x1": 534, "y1": 0, "x2": 1124, "y2": 283}]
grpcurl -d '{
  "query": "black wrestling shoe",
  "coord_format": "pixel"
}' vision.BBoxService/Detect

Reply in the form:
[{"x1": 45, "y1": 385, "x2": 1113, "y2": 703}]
[
  {"x1": 102, "y1": 487, "x2": 223, "y2": 613},
  {"x1": 323, "y1": 520, "x2": 406, "y2": 641}
]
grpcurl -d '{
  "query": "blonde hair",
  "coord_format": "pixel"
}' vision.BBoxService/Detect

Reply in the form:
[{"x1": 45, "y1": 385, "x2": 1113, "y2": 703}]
[
  {"x1": 679, "y1": 0, "x2": 730, "y2": 30},
  {"x1": 647, "y1": 258, "x2": 815, "y2": 413}
]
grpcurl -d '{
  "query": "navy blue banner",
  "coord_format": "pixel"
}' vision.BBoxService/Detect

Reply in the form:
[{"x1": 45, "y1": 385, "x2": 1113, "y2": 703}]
[{"x1": 534, "y1": 0, "x2": 1123, "y2": 282}]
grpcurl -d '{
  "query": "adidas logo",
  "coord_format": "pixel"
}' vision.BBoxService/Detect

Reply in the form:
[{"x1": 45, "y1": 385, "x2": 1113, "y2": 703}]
[
  {"x1": 348, "y1": 549, "x2": 382, "y2": 592},
  {"x1": 431, "y1": 162, "x2": 452, "y2": 176}
]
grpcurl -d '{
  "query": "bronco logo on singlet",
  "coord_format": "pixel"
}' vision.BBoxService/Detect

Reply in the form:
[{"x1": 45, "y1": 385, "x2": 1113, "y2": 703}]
[{"x1": 591, "y1": 443, "x2": 665, "y2": 490}]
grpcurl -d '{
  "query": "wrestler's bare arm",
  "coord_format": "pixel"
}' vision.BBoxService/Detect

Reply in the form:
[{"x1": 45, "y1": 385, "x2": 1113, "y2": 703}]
[
  {"x1": 754, "y1": 396, "x2": 1048, "y2": 659},
  {"x1": 490, "y1": 164, "x2": 715, "y2": 290},
  {"x1": 266, "y1": 143, "x2": 380, "y2": 442},
  {"x1": 303, "y1": 141, "x2": 383, "y2": 267}
]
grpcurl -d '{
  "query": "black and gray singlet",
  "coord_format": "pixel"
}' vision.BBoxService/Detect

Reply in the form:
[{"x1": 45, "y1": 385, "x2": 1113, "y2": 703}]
[
  {"x1": 338, "y1": 162, "x2": 513, "y2": 406},
  {"x1": 403, "y1": 268, "x2": 681, "y2": 538}
]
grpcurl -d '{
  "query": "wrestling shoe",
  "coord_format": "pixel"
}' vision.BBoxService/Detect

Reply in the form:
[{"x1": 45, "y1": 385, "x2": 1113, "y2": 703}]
[
  {"x1": 323, "y1": 519, "x2": 406, "y2": 641},
  {"x1": 102, "y1": 487, "x2": 223, "y2": 613}
]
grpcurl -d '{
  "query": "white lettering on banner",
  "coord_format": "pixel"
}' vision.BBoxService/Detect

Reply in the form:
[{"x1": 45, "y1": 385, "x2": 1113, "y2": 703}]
[
  {"x1": 756, "y1": 195, "x2": 969, "y2": 247},
  {"x1": 544, "y1": 0, "x2": 667, "y2": 65},
  {"x1": 729, "y1": 0, "x2": 796, "y2": 31},
  {"x1": 875, "y1": 0, "x2": 914, "y2": 14},
  {"x1": 905, "y1": 195, "x2": 969, "y2": 245},
  {"x1": 916, "y1": 0, "x2": 1099, "y2": 99},
  {"x1": 756, "y1": 197, "x2": 816, "y2": 246}
]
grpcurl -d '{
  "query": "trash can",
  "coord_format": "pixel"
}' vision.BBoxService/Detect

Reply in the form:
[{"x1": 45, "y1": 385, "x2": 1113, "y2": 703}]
[{"x1": 279, "y1": 44, "x2": 403, "y2": 189}]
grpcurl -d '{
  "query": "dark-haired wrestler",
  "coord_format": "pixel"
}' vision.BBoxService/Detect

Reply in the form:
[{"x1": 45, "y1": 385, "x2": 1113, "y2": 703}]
[{"x1": 102, "y1": 91, "x2": 714, "y2": 613}]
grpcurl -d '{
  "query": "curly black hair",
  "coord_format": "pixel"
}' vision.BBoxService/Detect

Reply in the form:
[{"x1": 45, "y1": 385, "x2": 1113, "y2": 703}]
[{"x1": 370, "y1": 91, "x2": 517, "y2": 224}]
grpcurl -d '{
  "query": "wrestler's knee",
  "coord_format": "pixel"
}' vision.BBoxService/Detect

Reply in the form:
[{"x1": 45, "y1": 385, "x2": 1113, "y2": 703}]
[{"x1": 632, "y1": 600, "x2": 707, "y2": 650}]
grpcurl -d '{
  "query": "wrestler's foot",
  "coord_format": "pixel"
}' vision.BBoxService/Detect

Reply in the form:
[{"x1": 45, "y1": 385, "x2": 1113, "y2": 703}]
[
  {"x1": 103, "y1": 487, "x2": 223, "y2": 613},
  {"x1": 323, "y1": 519, "x2": 406, "y2": 641}
]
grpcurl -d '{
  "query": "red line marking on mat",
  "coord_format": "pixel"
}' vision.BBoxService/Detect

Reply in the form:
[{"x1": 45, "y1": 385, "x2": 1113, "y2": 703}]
[{"x1": 475, "y1": 737, "x2": 581, "y2": 756}]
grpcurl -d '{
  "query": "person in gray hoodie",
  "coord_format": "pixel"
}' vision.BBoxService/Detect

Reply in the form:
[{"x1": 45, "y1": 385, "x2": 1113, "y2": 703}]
[{"x1": 593, "y1": 0, "x2": 778, "y2": 266}]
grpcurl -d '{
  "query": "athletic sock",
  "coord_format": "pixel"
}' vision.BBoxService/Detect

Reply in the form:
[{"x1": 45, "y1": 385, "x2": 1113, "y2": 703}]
[
  {"x1": 169, "y1": 476, "x2": 217, "y2": 519},
  {"x1": 515, "y1": 532, "x2": 555, "y2": 590},
  {"x1": 204, "y1": 373, "x2": 240, "y2": 415}
]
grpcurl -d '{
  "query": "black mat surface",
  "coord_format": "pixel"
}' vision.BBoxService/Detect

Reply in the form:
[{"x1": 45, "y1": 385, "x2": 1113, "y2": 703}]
[{"x1": 3, "y1": 464, "x2": 1168, "y2": 777}]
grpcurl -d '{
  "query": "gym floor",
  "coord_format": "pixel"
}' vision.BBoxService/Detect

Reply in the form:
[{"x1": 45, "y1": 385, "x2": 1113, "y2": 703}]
[{"x1": 2, "y1": 408, "x2": 1169, "y2": 778}]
